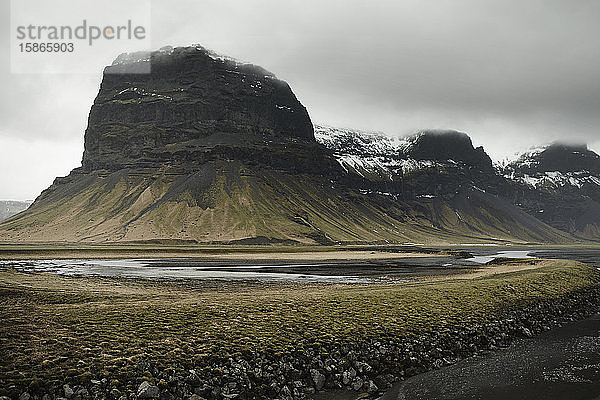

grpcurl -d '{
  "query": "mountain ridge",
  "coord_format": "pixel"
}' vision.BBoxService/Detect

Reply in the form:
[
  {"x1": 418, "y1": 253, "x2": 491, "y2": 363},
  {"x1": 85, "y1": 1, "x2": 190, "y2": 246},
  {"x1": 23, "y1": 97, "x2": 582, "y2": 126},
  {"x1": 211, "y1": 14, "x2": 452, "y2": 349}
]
[
  {"x1": 0, "y1": 46, "x2": 593, "y2": 245},
  {"x1": 314, "y1": 125, "x2": 600, "y2": 241}
]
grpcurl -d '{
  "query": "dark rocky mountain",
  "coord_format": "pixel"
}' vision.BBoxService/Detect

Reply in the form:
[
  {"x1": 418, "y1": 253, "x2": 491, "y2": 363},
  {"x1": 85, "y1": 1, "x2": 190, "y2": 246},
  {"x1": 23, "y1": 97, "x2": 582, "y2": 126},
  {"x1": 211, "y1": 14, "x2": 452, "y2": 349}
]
[
  {"x1": 404, "y1": 130, "x2": 493, "y2": 172},
  {"x1": 508, "y1": 143, "x2": 600, "y2": 175},
  {"x1": 315, "y1": 126, "x2": 501, "y2": 199},
  {"x1": 316, "y1": 125, "x2": 600, "y2": 241},
  {"x1": 0, "y1": 200, "x2": 31, "y2": 222},
  {"x1": 502, "y1": 143, "x2": 600, "y2": 238},
  {"x1": 0, "y1": 46, "x2": 582, "y2": 244},
  {"x1": 82, "y1": 45, "x2": 335, "y2": 176}
]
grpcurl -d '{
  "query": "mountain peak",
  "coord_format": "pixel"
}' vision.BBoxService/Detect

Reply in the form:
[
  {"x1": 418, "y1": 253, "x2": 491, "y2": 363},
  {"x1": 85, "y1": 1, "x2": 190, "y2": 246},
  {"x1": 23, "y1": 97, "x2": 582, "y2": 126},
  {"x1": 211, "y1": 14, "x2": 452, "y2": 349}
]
[
  {"x1": 511, "y1": 141, "x2": 600, "y2": 174},
  {"x1": 107, "y1": 45, "x2": 277, "y2": 77},
  {"x1": 83, "y1": 45, "x2": 315, "y2": 172},
  {"x1": 545, "y1": 141, "x2": 589, "y2": 153},
  {"x1": 405, "y1": 129, "x2": 493, "y2": 170}
]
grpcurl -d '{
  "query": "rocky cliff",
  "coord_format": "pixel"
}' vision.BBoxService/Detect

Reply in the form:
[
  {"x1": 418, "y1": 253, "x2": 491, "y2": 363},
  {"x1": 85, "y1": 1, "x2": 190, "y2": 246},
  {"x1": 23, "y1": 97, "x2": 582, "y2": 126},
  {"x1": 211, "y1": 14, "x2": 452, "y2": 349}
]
[
  {"x1": 81, "y1": 46, "x2": 337, "y2": 176},
  {"x1": 315, "y1": 126, "x2": 500, "y2": 199}
]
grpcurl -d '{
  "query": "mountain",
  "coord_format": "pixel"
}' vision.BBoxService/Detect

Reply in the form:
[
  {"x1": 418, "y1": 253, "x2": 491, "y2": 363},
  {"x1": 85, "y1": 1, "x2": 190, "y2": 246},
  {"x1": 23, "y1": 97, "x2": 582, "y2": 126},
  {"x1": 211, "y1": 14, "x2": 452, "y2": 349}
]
[
  {"x1": 82, "y1": 46, "x2": 322, "y2": 173},
  {"x1": 315, "y1": 125, "x2": 571, "y2": 243},
  {"x1": 316, "y1": 125, "x2": 600, "y2": 241},
  {"x1": 0, "y1": 200, "x2": 31, "y2": 222},
  {"x1": 0, "y1": 46, "x2": 578, "y2": 245},
  {"x1": 502, "y1": 143, "x2": 600, "y2": 238},
  {"x1": 315, "y1": 126, "x2": 499, "y2": 198}
]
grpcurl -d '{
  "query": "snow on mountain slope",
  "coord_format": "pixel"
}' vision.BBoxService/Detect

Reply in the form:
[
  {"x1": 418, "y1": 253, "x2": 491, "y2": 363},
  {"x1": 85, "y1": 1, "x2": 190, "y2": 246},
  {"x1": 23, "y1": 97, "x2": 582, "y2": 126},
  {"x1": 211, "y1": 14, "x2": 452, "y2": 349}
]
[
  {"x1": 314, "y1": 125, "x2": 600, "y2": 241},
  {"x1": 314, "y1": 125, "x2": 455, "y2": 181},
  {"x1": 504, "y1": 143, "x2": 600, "y2": 190}
]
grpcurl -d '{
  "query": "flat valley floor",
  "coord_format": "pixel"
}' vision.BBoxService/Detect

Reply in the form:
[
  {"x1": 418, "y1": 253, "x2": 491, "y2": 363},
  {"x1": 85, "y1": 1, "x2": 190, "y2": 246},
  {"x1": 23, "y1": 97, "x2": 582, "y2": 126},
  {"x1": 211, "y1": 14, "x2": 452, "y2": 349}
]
[{"x1": 0, "y1": 246, "x2": 599, "y2": 399}]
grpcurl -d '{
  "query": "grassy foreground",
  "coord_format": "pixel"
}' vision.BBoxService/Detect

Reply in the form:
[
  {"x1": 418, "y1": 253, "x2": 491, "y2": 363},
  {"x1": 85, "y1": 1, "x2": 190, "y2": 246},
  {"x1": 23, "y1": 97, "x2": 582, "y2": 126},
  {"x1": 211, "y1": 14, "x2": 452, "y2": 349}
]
[{"x1": 0, "y1": 259, "x2": 598, "y2": 395}]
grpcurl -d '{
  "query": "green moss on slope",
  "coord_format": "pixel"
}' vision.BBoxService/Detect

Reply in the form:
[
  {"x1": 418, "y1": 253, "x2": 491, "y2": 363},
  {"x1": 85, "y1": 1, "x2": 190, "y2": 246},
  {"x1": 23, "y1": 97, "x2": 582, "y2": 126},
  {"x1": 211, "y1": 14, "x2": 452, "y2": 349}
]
[{"x1": 0, "y1": 162, "x2": 570, "y2": 244}]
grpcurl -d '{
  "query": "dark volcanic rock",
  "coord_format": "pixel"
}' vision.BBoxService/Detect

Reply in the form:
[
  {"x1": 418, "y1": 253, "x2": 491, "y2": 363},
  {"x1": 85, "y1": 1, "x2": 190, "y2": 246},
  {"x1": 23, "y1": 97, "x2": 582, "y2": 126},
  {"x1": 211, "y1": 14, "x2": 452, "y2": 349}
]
[
  {"x1": 400, "y1": 130, "x2": 497, "y2": 200},
  {"x1": 503, "y1": 143, "x2": 600, "y2": 238},
  {"x1": 406, "y1": 130, "x2": 493, "y2": 173},
  {"x1": 315, "y1": 126, "x2": 499, "y2": 199},
  {"x1": 82, "y1": 46, "x2": 319, "y2": 173},
  {"x1": 512, "y1": 142, "x2": 600, "y2": 175}
]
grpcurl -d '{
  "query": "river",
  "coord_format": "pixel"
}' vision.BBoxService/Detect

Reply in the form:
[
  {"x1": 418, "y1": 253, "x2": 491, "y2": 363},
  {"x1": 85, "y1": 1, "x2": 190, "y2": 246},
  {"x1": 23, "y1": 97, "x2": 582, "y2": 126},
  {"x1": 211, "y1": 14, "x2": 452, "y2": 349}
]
[{"x1": 0, "y1": 247, "x2": 568, "y2": 283}]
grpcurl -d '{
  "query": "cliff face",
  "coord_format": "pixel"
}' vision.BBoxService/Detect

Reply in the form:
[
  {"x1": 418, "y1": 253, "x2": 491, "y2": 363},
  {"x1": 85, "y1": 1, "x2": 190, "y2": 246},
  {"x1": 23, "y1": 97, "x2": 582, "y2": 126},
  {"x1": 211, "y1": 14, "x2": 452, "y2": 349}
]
[
  {"x1": 82, "y1": 46, "x2": 321, "y2": 174},
  {"x1": 510, "y1": 143, "x2": 600, "y2": 175},
  {"x1": 315, "y1": 126, "x2": 500, "y2": 199}
]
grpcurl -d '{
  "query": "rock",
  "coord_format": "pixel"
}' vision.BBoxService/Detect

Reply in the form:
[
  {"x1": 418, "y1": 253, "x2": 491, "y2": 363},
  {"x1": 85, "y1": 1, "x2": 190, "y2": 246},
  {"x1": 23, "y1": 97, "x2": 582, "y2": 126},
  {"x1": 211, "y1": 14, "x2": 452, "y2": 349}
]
[
  {"x1": 352, "y1": 377, "x2": 364, "y2": 391},
  {"x1": 373, "y1": 374, "x2": 394, "y2": 390},
  {"x1": 310, "y1": 369, "x2": 326, "y2": 391},
  {"x1": 137, "y1": 381, "x2": 160, "y2": 399},
  {"x1": 406, "y1": 129, "x2": 493, "y2": 172},
  {"x1": 522, "y1": 327, "x2": 533, "y2": 337},
  {"x1": 364, "y1": 380, "x2": 378, "y2": 393},
  {"x1": 279, "y1": 385, "x2": 292, "y2": 400},
  {"x1": 63, "y1": 384, "x2": 74, "y2": 399},
  {"x1": 342, "y1": 368, "x2": 357, "y2": 385},
  {"x1": 18, "y1": 393, "x2": 31, "y2": 400}
]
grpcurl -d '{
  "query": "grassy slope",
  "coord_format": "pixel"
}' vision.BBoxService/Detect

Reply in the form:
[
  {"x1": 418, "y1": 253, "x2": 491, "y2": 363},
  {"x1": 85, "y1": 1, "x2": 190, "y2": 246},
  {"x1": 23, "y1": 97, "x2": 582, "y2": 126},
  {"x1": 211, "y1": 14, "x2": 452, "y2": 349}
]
[
  {"x1": 0, "y1": 162, "x2": 571, "y2": 244},
  {"x1": 0, "y1": 259, "x2": 597, "y2": 393}
]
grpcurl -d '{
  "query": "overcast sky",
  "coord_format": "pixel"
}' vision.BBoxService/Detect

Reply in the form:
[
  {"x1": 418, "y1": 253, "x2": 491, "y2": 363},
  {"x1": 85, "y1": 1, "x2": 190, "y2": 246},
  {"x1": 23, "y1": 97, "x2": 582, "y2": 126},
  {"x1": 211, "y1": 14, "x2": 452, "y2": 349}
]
[{"x1": 1, "y1": 0, "x2": 600, "y2": 199}]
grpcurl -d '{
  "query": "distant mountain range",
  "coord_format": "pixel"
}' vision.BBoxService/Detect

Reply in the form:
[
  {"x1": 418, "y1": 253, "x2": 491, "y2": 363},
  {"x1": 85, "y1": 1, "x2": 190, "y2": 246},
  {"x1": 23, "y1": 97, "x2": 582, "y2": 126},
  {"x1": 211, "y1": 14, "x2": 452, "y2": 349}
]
[
  {"x1": 0, "y1": 46, "x2": 597, "y2": 245},
  {"x1": 0, "y1": 200, "x2": 32, "y2": 222},
  {"x1": 315, "y1": 125, "x2": 600, "y2": 241},
  {"x1": 502, "y1": 143, "x2": 600, "y2": 238}
]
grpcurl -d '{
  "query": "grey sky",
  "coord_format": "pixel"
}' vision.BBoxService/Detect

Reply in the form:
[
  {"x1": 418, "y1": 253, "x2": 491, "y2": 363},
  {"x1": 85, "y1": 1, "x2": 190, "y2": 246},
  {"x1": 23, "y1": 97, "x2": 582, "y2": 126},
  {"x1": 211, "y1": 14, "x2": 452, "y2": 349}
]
[{"x1": 1, "y1": 0, "x2": 600, "y2": 199}]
